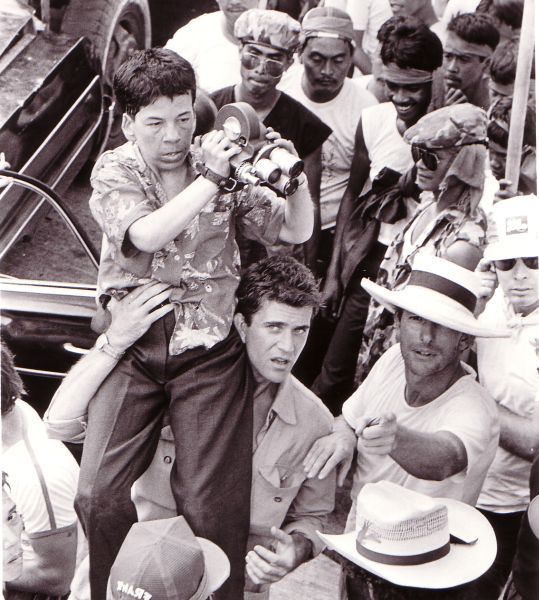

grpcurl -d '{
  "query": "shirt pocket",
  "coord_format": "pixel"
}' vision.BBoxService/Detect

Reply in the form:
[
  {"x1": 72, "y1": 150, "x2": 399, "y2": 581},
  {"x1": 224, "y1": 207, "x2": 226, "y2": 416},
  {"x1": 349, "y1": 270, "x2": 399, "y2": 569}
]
[{"x1": 250, "y1": 464, "x2": 305, "y2": 535}]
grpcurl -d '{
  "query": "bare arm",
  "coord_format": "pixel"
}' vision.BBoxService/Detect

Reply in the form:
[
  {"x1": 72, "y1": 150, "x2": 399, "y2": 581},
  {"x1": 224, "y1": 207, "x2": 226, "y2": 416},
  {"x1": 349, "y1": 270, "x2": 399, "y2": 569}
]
[
  {"x1": 358, "y1": 414, "x2": 468, "y2": 481},
  {"x1": 352, "y1": 30, "x2": 372, "y2": 74},
  {"x1": 45, "y1": 282, "x2": 173, "y2": 434},
  {"x1": 322, "y1": 119, "x2": 370, "y2": 317},
  {"x1": 498, "y1": 404, "x2": 539, "y2": 462},
  {"x1": 6, "y1": 529, "x2": 78, "y2": 596},
  {"x1": 128, "y1": 130, "x2": 241, "y2": 253},
  {"x1": 302, "y1": 147, "x2": 323, "y2": 272}
]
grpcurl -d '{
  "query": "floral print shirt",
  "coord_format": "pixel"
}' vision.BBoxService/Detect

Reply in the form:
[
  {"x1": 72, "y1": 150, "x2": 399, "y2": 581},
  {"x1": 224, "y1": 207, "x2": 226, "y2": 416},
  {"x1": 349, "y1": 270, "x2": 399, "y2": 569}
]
[
  {"x1": 90, "y1": 142, "x2": 285, "y2": 355},
  {"x1": 356, "y1": 192, "x2": 487, "y2": 383}
]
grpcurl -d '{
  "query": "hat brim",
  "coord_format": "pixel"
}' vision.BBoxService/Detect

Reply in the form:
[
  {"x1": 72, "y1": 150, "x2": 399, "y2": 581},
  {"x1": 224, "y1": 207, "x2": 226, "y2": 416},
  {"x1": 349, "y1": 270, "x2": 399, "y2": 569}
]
[
  {"x1": 197, "y1": 537, "x2": 230, "y2": 593},
  {"x1": 361, "y1": 279, "x2": 510, "y2": 338},
  {"x1": 317, "y1": 498, "x2": 497, "y2": 589}
]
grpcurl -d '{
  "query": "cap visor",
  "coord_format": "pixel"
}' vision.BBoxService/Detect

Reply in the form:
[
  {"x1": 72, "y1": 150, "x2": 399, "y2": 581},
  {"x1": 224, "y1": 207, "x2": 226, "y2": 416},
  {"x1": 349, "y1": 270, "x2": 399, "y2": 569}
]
[
  {"x1": 197, "y1": 537, "x2": 230, "y2": 593},
  {"x1": 484, "y1": 239, "x2": 539, "y2": 261},
  {"x1": 317, "y1": 499, "x2": 496, "y2": 589}
]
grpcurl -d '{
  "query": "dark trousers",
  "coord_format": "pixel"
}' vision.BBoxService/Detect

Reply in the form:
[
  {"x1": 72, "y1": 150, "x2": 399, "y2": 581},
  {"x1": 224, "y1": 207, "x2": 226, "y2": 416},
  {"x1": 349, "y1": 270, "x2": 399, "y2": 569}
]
[
  {"x1": 312, "y1": 242, "x2": 387, "y2": 415},
  {"x1": 470, "y1": 509, "x2": 525, "y2": 599},
  {"x1": 75, "y1": 312, "x2": 254, "y2": 600}
]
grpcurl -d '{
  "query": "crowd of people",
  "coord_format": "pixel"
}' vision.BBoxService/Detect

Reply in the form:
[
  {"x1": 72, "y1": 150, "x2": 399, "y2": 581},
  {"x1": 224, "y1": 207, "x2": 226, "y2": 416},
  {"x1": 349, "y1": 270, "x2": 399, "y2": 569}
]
[{"x1": 2, "y1": 0, "x2": 537, "y2": 599}]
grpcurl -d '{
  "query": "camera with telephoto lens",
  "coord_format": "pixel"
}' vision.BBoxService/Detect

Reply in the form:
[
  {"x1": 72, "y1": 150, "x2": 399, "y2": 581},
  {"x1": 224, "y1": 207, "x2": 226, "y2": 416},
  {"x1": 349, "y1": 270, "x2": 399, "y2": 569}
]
[{"x1": 214, "y1": 102, "x2": 304, "y2": 195}]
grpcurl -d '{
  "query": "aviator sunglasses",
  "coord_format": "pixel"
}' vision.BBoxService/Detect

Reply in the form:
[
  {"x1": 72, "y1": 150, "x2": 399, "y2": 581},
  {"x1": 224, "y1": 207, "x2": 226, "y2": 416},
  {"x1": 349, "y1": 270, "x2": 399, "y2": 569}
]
[
  {"x1": 411, "y1": 141, "x2": 488, "y2": 171},
  {"x1": 493, "y1": 257, "x2": 539, "y2": 271},
  {"x1": 240, "y1": 50, "x2": 286, "y2": 78}
]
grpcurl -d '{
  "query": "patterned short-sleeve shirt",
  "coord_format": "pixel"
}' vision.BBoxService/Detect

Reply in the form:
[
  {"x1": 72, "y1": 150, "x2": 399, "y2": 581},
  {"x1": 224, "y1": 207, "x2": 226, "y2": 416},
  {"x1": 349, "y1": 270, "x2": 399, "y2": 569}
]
[{"x1": 90, "y1": 142, "x2": 285, "y2": 355}]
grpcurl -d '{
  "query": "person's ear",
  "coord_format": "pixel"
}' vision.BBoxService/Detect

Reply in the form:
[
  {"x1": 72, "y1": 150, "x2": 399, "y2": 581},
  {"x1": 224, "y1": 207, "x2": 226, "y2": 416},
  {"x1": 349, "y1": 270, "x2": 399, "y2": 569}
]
[
  {"x1": 283, "y1": 53, "x2": 294, "y2": 72},
  {"x1": 122, "y1": 114, "x2": 136, "y2": 142},
  {"x1": 233, "y1": 313, "x2": 247, "y2": 343},
  {"x1": 480, "y1": 56, "x2": 492, "y2": 78},
  {"x1": 458, "y1": 333, "x2": 473, "y2": 353}
]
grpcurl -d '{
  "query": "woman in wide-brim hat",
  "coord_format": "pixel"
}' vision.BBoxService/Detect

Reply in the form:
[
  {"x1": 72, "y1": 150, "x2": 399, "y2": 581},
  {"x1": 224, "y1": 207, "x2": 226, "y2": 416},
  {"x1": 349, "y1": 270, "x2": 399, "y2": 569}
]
[{"x1": 356, "y1": 103, "x2": 489, "y2": 382}]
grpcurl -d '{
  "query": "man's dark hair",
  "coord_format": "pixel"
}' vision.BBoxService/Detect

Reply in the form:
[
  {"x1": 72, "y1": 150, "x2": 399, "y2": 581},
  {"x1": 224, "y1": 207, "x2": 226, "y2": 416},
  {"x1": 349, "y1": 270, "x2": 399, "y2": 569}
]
[
  {"x1": 379, "y1": 16, "x2": 443, "y2": 72},
  {"x1": 477, "y1": 0, "x2": 524, "y2": 29},
  {"x1": 488, "y1": 96, "x2": 536, "y2": 148},
  {"x1": 114, "y1": 48, "x2": 197, "y2": 117},
  {"x1": 236, "y1": 256, "x2": 321, "y2": 325},
  {"x1": 447, "y1": 13, "x2": 500, "y2": 51},
  {"x1": 490, "y1": 40, "x2": 535, "y2": 85},
  {"x1": 1, "y1": 343, "x2": 25, "y2": 416}
]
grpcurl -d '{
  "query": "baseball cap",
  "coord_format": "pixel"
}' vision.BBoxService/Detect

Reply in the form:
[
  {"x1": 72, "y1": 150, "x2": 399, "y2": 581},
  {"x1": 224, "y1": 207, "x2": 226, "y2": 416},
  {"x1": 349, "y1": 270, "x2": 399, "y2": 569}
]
[{"x1": 107, "y1": 516, "x2": 230, "y2": 600}]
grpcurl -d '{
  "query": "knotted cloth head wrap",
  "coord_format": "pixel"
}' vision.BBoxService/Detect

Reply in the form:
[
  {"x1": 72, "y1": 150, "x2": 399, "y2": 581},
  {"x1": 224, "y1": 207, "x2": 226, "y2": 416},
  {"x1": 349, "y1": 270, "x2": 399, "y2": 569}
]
[
  {"x1": 300, "y1": 6, "x2": 355, "y2": 46},
  {"x1": 405, "y1": 104, "x2": 489, "y2": 213},
  {"x1": 235, "y1": 9, "x2": 301, "y2": 53},
  {"x1": 404, "y1": 103, "x2": 488, "y2": 149},
  {"x1": 381, "y1": 63, "x2": 434, "y2": 85}
]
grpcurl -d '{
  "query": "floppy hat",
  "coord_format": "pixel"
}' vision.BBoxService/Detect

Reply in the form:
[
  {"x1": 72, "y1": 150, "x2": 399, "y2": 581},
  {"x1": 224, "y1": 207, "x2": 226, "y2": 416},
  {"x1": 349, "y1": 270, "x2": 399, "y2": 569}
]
[
  {"x1": 235, "y1": 9, "x2": 301, "y2": 53},
  {"x1": 361, "y1": 254, "x2": 510, "y2": 337},
  {"x1": 108, "y1": 516, "x2": 230, "y2": 600},
  {"x1": 484, "y1": 195, "x2": 539, "y2": 261},
  {"x1": 317, "y1": 481, "x2": 497, "y2": 589}
]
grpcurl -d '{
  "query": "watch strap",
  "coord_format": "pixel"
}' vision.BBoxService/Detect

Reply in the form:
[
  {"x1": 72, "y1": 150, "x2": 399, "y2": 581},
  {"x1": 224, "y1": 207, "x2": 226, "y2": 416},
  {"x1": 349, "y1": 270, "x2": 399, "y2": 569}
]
[
  {"x1": 194, "y1": 161, "x2": 237, "y2": 191},
  {"x1": 95, "y1": 334, "x2": 125, "y2": 361}
]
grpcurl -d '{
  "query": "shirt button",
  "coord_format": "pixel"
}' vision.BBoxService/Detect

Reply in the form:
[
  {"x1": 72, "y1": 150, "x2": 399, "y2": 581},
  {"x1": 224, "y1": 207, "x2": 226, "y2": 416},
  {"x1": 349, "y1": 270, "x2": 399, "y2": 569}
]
[
  {"x1": 274, "y1": 496, "x2": 282, "y2": 503},
  {"x1": 164, "y1": 456, "x2": 172, "y2": 464}
]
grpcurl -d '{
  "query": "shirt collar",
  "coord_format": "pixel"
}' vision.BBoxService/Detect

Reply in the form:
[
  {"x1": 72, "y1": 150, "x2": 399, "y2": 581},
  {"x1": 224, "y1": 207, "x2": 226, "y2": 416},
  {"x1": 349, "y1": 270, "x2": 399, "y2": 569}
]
[{"x1": 269, "y1": 376, "x2": 298, "y2": 425}]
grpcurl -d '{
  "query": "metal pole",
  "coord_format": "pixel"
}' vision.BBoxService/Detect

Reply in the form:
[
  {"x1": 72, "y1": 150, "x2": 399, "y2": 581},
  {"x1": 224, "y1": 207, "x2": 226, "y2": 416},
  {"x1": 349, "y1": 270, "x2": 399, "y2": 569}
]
[{"x1": 504, "y1": 0, "x2": 535, "y2": 193}]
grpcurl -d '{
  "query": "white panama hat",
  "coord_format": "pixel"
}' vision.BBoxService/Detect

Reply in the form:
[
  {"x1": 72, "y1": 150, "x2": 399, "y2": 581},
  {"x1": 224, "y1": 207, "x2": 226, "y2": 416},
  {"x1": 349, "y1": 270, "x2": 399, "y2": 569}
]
[
  {"x1": 361, "y1": 254, "x2": 510, "y2": 338},
  {"x1": 317, "y1": 481, "x2": 497, "y2": 589},
  {"x1": 484, "y1": 195, "x2": 539, "y2": 261}
]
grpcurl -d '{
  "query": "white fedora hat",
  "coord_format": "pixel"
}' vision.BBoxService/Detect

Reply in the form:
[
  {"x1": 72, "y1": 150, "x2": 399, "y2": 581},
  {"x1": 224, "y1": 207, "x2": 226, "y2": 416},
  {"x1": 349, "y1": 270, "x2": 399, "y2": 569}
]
[
  {"x1": 361, "y1": 254, "x2": 509, "y2": 338},
  {"x1": 317, "y1": 481, "x2": 497, "y2": 589},
  {"x1": 484, "y1": 195, "x2": 539, "y2": 261}
]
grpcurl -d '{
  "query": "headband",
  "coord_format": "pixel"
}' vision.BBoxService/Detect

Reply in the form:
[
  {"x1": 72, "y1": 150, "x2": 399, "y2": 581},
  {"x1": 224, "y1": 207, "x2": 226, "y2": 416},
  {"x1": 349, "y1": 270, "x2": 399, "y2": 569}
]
[
  {"x1": 381, "y1": 63, "x2": 433, "y2": 85},
  {"x1": 489, "y1": 79, "x2": 514, "y2": 98},
  {"x1": 445, "y1": 33, "x2": 493, "y2": 59}
]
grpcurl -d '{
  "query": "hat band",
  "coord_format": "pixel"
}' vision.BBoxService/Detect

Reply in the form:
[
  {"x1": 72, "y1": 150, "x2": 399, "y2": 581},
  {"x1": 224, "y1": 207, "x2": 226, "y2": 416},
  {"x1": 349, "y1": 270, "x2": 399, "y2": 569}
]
[
  {"x1": 381, "y1": 64, "x2": 433, "y2": 85},
  {"x1": 301, "y1": 15, "x2": 355, "y2": 43},
  {"x1": 356, "y1": 539, "x2": 450, "y2": 565},
  {"x1": 408, "y1": 270, "x2": 476, "y2": 313}
]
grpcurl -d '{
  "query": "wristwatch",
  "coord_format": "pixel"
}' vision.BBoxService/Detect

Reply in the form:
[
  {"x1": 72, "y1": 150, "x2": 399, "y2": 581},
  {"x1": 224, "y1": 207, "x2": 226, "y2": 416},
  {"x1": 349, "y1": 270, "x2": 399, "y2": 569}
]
[
  {"x1": 95, "y1": 333, "x2": 125, "y2": 361},
  {"x1": 194, "y1": 161, "x2": 237, "y2": 191}
]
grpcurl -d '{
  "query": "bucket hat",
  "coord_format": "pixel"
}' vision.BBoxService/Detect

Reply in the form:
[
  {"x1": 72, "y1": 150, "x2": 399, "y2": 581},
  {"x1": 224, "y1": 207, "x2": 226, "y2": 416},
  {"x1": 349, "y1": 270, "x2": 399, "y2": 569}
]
[{"x1": 108, "y1": 516, "x2": 230, "y2": 600}]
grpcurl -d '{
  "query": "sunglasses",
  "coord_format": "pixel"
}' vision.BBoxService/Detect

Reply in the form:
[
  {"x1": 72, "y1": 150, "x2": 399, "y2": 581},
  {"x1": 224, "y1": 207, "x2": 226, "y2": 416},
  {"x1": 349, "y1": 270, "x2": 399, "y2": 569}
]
[
  {"x1": 493, "y1": 257, "x2": 539, "y2": 271},
  {"x1": 240, "y1": 50, "x2": 286, "y2": 78},
  {"x1": 411, "y1": 145, "x2": 442, "y2": 171}
]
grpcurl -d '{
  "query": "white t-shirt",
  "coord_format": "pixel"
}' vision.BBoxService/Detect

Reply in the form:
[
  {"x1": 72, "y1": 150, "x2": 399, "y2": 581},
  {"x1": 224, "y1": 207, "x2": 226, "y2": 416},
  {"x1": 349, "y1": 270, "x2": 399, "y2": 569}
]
[
  {"x1": 342, "y1": 344, "x2": 499, "y2": 529},
  {"x1": 2, "y1": 401, "x2": 80, "y2": 564},
  {"x1": 476, "y1": 292, "x2": 539, "y2": 513},
  {"x1": 280, "y1": 69, "x2": 377, "y2": 228},
  {"x1": 322, "y1": 0, "x2": 393, "y2": 58},
  {"x1": 361, "y1": 102, "x2": 415, "y2": 243},
  {"x1": 165, "y1": 12, "x2": 242, "y2": 94}
]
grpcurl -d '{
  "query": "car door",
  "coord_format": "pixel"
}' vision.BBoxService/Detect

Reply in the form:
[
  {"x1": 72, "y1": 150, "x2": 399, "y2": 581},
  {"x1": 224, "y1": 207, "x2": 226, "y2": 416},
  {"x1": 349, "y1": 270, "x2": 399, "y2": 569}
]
[{"x1": 0, "y1": 176, "x2": 99, "y2": 417}]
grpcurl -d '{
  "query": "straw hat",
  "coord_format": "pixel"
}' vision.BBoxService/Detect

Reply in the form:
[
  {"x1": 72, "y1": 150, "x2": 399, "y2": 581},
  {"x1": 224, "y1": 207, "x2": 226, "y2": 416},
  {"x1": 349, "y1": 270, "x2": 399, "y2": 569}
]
[
  {"x1": 361, "y1": 254, "x2": 510, "y2": 337},
  {"x1": 317, "y1": 481, "x2": 497, "y2": 589}
]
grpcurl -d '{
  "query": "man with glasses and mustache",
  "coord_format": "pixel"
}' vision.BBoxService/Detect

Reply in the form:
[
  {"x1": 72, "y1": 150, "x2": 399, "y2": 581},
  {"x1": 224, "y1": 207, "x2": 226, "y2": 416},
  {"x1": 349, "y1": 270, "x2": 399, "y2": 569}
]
[
  {"x1": 212, "y1": 8, "x2": 331, "y2": 272},
  {"x1": 474, "y1": 195, "x2": 539, "y2": 599}
]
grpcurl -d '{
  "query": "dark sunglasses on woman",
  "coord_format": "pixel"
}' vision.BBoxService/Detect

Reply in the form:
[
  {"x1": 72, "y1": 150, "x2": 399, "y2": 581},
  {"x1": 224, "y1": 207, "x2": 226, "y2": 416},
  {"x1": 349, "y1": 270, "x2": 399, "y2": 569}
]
[{"x1": 493, "y1": 257, "x2": 539, "y2": 271}]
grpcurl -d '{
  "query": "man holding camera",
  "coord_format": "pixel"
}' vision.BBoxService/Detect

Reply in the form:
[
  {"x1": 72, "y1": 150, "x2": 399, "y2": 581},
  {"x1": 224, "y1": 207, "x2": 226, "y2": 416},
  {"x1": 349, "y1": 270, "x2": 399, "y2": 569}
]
[
  {"x1": 79, "y1": 47, "x2": 313, "y2": 600},
  {"x1": 212, "y1": 9, "x2": 331, "y2": 270}
]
